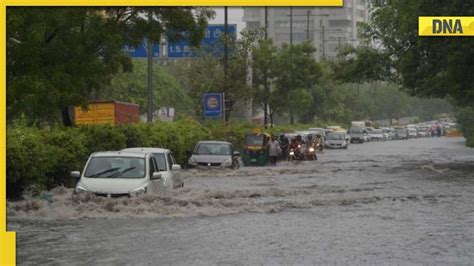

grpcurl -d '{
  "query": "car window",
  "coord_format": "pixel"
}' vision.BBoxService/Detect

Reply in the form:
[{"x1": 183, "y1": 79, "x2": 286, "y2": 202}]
[
  {"x1": 153, "y1": 153, "x2": 167, "y2": 172},
  {"x1": 149, "y1": 157, "x2": 156, "y2": 177},
  {"x1": 196, "y1": 143, "x2": 232, "y2": 155},
  {"x1": 166, "y1": 153, "x2": 173, "y2": 169},
  {"x1": 170, "y1": 154, "x2": 177, "y2": 165},
  {"x1": 84, "y1": 157, "x2": 145, "y2": 179}
]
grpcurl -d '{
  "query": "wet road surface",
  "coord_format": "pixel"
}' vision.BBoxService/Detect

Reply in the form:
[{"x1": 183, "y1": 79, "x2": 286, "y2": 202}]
[{"x1": 8, "y1": 137, "x2": 474, "y2": 264}]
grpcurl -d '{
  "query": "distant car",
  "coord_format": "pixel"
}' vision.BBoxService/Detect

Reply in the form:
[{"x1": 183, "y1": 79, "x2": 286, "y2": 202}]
[
  {"x1": 348, "y1": 127, "x2": 368, "y2": 143},
  {"x1": 325, "y1": 132, "x2": 350, "y2": 149},
  {"x1": 394, "y1": 127, "x2": 408, "y2": 140},
  {"x1": 121, "y1": 147, "x2": 184, "y2": 189},
  {"x1": 407, "y1": 127, "x2": 418, "y2": 138},
  {"x1": 188, "y1": 141, "x2": 241, "y2": 169},
  {"x1": 72, "y1": 151, "x2": 179, "y2": 197},
  {"x1": 370, "y1": 129, "x2": 387, "y2": 141}
]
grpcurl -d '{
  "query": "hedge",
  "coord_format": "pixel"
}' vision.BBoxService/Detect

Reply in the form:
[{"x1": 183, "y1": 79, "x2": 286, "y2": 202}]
[
  {"x1": 456, "y1": 107, "x2": 474, "y2": 148},
  {"x1": 6, "y1": 118, "x2": 320, "y2": 198}
]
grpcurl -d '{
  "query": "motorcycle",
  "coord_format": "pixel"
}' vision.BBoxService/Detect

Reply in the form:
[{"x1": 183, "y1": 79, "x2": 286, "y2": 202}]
[
  {"x1": 288, "y1": 144, "x2": 303, "y2": 161},
  {"x1": 303, "y1": 143, "x2": 318, "y2": 161}
]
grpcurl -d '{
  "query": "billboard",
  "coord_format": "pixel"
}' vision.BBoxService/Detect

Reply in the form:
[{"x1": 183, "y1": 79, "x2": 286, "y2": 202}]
[
  {"x1": 123, "y1": 41, "x2": 160, "y2": 58},
  {"x1": 168, "y1": 24, "x2": 237, "y2": 58},
  {"x1": 203, "y1": 93, "x2": 224, "y2": 118}
]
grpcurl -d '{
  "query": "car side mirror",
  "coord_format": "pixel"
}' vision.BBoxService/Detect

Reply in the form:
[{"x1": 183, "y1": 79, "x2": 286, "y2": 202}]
[
  {"x1": 151, "y1": 172, "x2": 162, "y2": 180},
  {"x1": 233, "y1": 151, "x2": 240, "y2": 157},
  {"x1": 171, "y1": 164, "x2": 181, "y2": 171},
  {"x1": 71, "y1": 171, "x2": 80, "y2": 179}
]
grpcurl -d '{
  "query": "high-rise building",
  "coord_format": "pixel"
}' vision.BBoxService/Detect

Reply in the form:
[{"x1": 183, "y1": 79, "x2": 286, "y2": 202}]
[{"x1": 243, "y1": 1, "x2": 369, "y2": 59}]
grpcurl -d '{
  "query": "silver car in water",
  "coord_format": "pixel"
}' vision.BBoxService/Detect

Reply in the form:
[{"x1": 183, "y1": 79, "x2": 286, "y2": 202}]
[{"x1": 188, "y1": 141, "x2": 241, "y2": 169}]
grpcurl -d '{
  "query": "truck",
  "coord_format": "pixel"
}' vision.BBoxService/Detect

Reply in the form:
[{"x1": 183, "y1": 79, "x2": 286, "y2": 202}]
[
  {"x1": 351, "y1": 121, "x2": 365, "y2": 128},
  {"x1": 74, "y1": 101, "x2": 140, "y2": 125}
]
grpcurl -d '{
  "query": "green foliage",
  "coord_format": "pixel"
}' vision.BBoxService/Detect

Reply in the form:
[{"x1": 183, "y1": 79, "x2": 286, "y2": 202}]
[
  {"x1": 80, "y1": 124, "x2": 128, "y2": 153},
  {"x1": 6, "y1": 119, "x2": 320, "y2": 198},
  {"x1": 455, "y1": 107, "x2": 474, "y2": 147},
  {"x1": 7, "y1": 7, "x2": 214, "y2": 125},
  {"x1": 333, "y1": 1, "x2": 474, "y2": 108}
]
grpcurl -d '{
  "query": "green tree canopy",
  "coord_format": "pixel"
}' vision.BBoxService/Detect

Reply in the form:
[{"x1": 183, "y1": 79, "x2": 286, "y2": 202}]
[{"x1": 7, "y1": 7, "x2": 214, "y2": 125}]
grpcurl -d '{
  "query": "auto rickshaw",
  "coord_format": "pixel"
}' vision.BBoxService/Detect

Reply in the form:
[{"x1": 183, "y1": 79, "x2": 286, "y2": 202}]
[{"x1": 241, "y1": 130, "x2": 271, "y2": 166}]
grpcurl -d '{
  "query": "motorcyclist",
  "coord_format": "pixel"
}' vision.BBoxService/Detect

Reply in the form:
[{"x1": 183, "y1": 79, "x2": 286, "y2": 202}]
[
  {"x1": 316, "y1": 134, "x2": 324, "y2": 152},
  {"x1": 279, "y1": 134, "x2": 289, "y2": 159}
]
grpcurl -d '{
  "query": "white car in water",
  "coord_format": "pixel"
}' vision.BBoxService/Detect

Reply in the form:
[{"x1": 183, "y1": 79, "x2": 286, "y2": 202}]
[
  {"x1": 73, "y1": 150, "x2": 183, "y2": 197},
  {"x1": 122, "y1": 147, "x2": 184, "y2": 189},
  {"x1": 325, "y1": 132, "x2": 350, "y2": 149},
  {"x1": 370, "y1": 129, "x2": 388, "y2": 141},
  {"x1": 188, "y1": 141, "x2": 241, "y2": 169}
]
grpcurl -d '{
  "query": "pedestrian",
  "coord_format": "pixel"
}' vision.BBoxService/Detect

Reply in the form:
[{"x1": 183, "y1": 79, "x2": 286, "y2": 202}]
[
  {"x1": 268, "y1": 136, "x2": 281, "y2": 166},
  {"x1": 436, "y1": 123, "x2": 441, "y2": 137}
]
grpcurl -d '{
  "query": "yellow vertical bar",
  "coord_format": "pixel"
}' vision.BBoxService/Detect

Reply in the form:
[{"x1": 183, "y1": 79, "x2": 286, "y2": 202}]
[{"x1": 1, "y1": 5, "x2": 17, "y2": 266}]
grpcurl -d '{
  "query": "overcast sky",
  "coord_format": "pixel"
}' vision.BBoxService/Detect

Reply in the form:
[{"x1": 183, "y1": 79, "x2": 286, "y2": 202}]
[{"x1": 209, "y1": 7, "x2": 245, "y2": 33}]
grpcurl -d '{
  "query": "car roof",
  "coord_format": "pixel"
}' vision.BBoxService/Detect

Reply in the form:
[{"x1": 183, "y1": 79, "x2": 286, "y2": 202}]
[
  {"x1": 121, "y1": 147, "x2": 169, "y2": 153},
  {"x1": 197, "y1": 141, "x2": 232, "y2": 145},
  {"x1": 91, "y1": 151, "x2": 148, "y2": 158}
]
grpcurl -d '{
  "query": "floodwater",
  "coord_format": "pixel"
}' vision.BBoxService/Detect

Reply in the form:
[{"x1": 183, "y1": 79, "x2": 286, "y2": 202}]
[{"x1": 8, "y1": 137, "x2": 474, "y2": 264}]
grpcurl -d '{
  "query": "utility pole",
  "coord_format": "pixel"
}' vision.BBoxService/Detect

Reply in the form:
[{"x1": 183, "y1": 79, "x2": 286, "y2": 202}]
[
  {"x1": 224, "y1": 7, "x2": 228, "y2": 78},
  {"x1": 289, "y1": 7, "x2": 294, "y2": 124},
  {"x1": 224, "y1": 7, "x2": 228, "y2": 122},
  {"x1": 264, "y1": 7, "x2": 268, "y2": 127},
  {"x1": 306, "y1": 10, "x2": 310, "y2": 41},
  {"x1": 146, "y1": 10, "x2": 153, "y2": 123},
  {"x1": 321, "y1": 19, "x2": 326, "y2": 59}
]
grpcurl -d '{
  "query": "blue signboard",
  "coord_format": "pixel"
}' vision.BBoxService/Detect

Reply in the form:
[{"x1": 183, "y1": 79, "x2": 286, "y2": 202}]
[
  {"x1": 123, "y1": 40, "x2": 160, "y2": 58},
  {"x1": 203, "y1": 93, "x2": 224, "y2": 118},
  {"x1": 168, "y1": 24, "x2": 237, "y2": 58}
]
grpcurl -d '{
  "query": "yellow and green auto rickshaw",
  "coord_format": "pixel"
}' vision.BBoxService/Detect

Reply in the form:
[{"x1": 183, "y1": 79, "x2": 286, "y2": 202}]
[{"x1": 241, "y1": 130, "x2": 271, "y2": 166}]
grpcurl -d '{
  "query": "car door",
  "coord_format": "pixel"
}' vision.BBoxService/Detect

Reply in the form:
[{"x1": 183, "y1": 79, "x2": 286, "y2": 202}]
[
  {"x1": 148, "y1": 155, "x2": 164, "y2": 193},
  {"x1": 169, "y1": 153, "x2": 183, "y2": 187}
]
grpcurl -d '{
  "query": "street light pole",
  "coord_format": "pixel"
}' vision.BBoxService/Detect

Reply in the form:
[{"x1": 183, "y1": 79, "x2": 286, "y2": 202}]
[
  {"x1": 146, "y1": 10, "x2": 153, "y2": 123},
  {"x1": 264, "y1": 6, "x2": 268, "y2": 127},
  {"x1": 306, "y1": 10, "x2": 310, "y2": 41}
]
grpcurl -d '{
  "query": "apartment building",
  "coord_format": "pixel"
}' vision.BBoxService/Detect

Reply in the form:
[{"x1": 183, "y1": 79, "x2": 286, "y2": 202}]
[{"x1": 243, "y1": 1, "x2": 369, "y2": 59}]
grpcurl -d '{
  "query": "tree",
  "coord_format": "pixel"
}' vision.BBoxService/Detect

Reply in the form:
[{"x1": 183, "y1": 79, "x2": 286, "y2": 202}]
[
  {"x1": 252, "y1": 39, "x2": 278, "y2": 126},
  {"x1": 98, "y1": 60, "x2": 193, "y2": 116},
  {"x1": 6, "y1": 7, "x2": 214, "y2": 125},
  {"x1": 170, "y1": 28, "x2": 263, "y2": 121},
  {"x1": 334, "y1": 0, "x2": 474, "y2": 107},
  {"x1": 272, "y1": 42, "x2": 322, "y2": 123}
]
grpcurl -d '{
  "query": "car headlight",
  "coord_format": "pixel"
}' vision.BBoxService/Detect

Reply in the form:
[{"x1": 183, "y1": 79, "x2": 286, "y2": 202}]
[
  {"x1": 342, "y1": 141, "x2": 347, "y2": 145},
  {"x1": 75, "y1": 186, "x2": 89, "y2": 194},
  {"x1": 325, "y1": 141, "x2": 329, "y2": 145},
  {"x1": 309, "y1": 147, "x2": 315, "y2": 152},
  {"x1": 223, "y1": 158, "x2": 232, "y2": 167},
  {"x1": 188, "y1": 157, "x2": 197, "y2": 165},
  {"x1": 130, "y1": 187, "x2": 147, "y2": 197}
]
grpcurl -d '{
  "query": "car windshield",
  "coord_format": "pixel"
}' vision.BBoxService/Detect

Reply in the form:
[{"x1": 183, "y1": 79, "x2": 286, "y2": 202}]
[
  {"x1": 153, "y1": 153, "x2": 167, "y2": 171},
  {"x1": 84, "y1": 157, "x2": 145, "y2": 178},
  {"x1": 327, "y1": 133, "x2": 345, "y2": 140},
  {"x1": 372, "y1": 129, "x2": 383, "y2": 134},
  {"x1": 349, "y1": 128, "x2": 363, "y2": 134},
  {"x1": 395, "y1": 128, "x2": 406, "y2": 133},
  {"x1": 196, "y1": 143, "x2": 232, "y2": 155},
  {"x1": 245, "y1": 135, "x2": 264, "y2": 145}
]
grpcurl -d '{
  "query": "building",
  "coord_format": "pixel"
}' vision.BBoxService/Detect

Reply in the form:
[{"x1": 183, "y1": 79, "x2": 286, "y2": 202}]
[{"x1": 243, "y1": 1, "x2": 369, "y2": 59}]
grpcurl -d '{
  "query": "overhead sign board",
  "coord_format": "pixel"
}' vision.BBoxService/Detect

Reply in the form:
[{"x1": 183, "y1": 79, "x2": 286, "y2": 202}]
[
  {"x1": 123, "y1": 41, "x2": 160, "y2": 58},
  {"x1": 168, "y1": 24, "x2": 237, "y2": 58},
  {"x1": 203, "y1": 93, "x2": 224, "y2": 118}
]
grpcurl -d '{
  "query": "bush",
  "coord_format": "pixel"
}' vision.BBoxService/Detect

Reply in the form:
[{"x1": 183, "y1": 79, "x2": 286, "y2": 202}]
[
  {"x1": 6, "y1": 118, "x2": 320, "y2": 198},
  {"x1": 455, "y1": 107, "x2": 474, "y2": 147}
]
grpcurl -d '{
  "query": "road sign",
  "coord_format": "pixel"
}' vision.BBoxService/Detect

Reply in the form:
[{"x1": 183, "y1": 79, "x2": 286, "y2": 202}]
[
  {"x1": 203, "y1": 93, "x2": 224, "y2": 118},
  {"x1": 168, "y1": 24, "x2": 237, "y2": 58},
  {"x1": 123, "y1": 41, "x2": 160, "y2": 58}
]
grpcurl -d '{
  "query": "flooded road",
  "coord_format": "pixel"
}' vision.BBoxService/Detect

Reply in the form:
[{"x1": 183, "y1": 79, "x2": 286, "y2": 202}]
[{"x1": 8, "y1": 137, "x2": 474, "y2": 264}]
